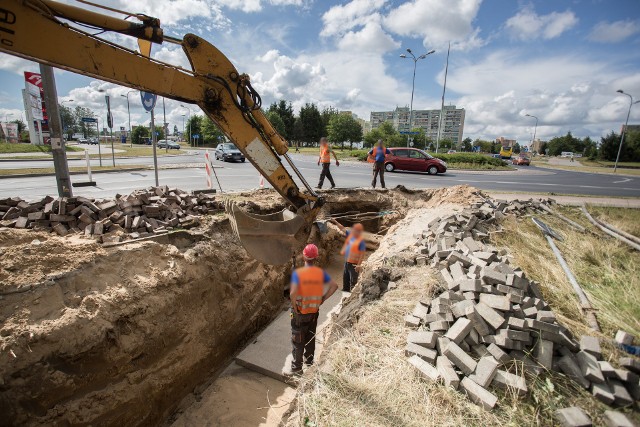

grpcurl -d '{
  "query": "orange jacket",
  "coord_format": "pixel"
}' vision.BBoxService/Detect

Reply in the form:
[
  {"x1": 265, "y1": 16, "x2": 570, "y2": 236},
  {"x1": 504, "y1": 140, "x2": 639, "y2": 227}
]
[
  {"x1": 341, "y1": 234, "x2": 365, "y2": 264},
  {"x1": 320, "y1": 145, "x2": 331, "y2": 163},
  {"x1": 293, "y1": 266, "x2": 324, "y2": 314}
]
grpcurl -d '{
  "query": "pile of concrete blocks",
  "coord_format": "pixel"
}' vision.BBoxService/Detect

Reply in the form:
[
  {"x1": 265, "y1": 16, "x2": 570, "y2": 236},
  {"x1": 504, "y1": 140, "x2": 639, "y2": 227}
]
[
  {"x1": 555, "y1": 407, "x2": 637, "y2": 427},
  {"x1": 405, "y1": 198, "x2": 640, "y2": 413},
  {"x1": 0, "y1": 186, "x2": 222, "y2": 243}
]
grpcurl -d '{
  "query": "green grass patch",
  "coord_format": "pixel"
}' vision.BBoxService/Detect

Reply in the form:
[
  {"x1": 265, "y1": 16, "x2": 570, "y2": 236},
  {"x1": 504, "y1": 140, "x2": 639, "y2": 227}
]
[
  {"x1": 0, "y1": 142, "x2": 82, "y2": 154},
  {"x1": 0, "y1": 165, "x2": 149, "y2": 176}
]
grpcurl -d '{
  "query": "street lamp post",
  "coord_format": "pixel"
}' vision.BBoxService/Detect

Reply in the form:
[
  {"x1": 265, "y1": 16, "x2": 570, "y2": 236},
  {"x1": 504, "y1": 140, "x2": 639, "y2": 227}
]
[
  {"x1": 525, "y1": 114, "x2": 538, "y2": 151},
  {"x1": 121, "y1": 90, "x2": 136, "y2": 147},
  {"x1": 615, "y1": 90, "x2": 640, "y2": 173},
  {"x1": 181, "y1": 114, "x2": 186, "y2": 140},
  {"x1": 400, "y1": 48, "x2": 435, "y2": 148},
  {"x1": 180, "y1": 104, "x2": 192, "y2": 146}
]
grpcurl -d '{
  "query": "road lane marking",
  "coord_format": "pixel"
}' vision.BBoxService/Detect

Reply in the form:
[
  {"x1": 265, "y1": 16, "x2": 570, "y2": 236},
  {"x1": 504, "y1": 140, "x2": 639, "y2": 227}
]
[{"x1": 614, "y1": 178, "x2": 631, "y2": 183}]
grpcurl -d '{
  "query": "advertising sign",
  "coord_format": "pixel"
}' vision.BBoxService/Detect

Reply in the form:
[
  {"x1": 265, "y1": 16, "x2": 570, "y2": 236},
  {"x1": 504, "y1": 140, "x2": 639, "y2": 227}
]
[
  {"x1": 24, "y1": 71, "x2": 45, "y2": 121},
  {"x1": 1, "y1": 122, "x2": 18, "y2": 142}
]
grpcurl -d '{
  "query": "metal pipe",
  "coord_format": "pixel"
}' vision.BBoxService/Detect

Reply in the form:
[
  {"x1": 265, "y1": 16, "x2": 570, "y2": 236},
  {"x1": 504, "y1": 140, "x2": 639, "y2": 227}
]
[
  {"x1": 544, "y1": 234, "x2": 600, "y2": 332},
  {"x1": 581, "y1": 205, "x2": 640, "y2": 251}
]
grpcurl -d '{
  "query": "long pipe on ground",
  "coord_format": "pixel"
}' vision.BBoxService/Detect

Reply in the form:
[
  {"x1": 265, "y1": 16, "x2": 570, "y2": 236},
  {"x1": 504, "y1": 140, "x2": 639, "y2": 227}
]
[
  {"x1": 538, "y1": 204, "x2": 586, "y2": 233},
  {"x1": 543, "y1": 234, "x2": 601, "y2": 332},
  {"x1": 590, "y1": 212, "x2": 640, "y2": 246},
  {"x1": 581, "y1": 205, "x2": 640, "y2": 251}
]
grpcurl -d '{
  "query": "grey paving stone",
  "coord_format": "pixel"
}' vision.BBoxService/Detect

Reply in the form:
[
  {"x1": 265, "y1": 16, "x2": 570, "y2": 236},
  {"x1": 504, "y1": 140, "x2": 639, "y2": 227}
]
[
  {"x1": 555, "y1": 407, "x2": 592, "y2": 427},
  {"x1": 460, "y1": 377, "x2": 498, "y2": 410}
]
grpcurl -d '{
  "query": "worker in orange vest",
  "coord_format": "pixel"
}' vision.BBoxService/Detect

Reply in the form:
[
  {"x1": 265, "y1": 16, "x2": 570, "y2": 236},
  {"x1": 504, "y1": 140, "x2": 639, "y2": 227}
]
[
  {"x1": 331, "y1": 220, "x2": 366, "y2": 292},
  {"x1": 317, "y1": 137, "x2": 339, "y2": 189},
  {"x1": 287, "y1": 243, "x2": 338, "y2": 374},
  {"x1": 368, "y1": 139, "x2": 392, "y2": 188}
]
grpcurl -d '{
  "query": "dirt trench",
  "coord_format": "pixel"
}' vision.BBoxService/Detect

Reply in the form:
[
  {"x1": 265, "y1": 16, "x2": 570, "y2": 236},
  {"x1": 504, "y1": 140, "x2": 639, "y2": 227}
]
[{"x1": 0, "y1": 186, "x2": 478, "y2": 427}]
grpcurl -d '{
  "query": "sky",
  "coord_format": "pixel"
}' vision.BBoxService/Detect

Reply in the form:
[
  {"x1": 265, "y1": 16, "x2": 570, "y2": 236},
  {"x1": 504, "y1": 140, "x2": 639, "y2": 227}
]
[{"x1": 1, "y1": 0, "x2": 639, "y2": 143}]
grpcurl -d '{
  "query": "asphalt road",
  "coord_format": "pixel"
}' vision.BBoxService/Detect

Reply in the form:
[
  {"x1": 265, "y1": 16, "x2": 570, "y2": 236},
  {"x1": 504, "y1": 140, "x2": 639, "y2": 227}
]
[{"x1": 0, "y1": 153, "x2": 638, "y2": 201}]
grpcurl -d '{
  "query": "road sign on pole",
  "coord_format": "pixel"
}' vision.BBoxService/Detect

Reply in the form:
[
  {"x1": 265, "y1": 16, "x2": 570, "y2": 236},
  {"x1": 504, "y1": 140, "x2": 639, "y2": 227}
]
[
  {"x1": 81, "y1": 117, "x2": 97, "y2": 123},
  {"x1": 140, "y1": 92, "x2": 157, "y2": 112}
]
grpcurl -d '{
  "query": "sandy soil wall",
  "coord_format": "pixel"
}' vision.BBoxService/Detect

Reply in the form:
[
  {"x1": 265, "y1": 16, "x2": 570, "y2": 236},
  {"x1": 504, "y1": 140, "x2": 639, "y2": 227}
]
[{"x1": 0, "y1": 221, "x2": 290, "y2": 426}]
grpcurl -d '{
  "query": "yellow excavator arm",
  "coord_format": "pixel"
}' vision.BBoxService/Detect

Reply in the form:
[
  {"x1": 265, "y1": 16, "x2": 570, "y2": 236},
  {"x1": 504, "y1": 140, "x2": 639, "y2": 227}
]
[{"x1": 0, "y1": 0, "x2": 322, "y2": 264}]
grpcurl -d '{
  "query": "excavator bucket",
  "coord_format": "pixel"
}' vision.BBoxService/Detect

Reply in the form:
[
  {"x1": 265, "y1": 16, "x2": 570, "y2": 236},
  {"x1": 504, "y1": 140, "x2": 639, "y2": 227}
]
[{"x1": 226, "y1": 201, "x2": 307, "y2": 265}]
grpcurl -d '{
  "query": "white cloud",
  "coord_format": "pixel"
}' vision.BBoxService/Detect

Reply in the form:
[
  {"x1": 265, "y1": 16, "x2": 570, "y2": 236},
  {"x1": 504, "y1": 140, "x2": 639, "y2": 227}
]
[
  {"x1": 321, "y1": 0, "x2": 387, "y2": 37},
  {"x1": 337, "y1": 21, "x2": 400, "y2": 53},
  {"x1": 384, "y1": 0, "x2": 483, "y2": 50},
  {"x1": 0, "y1": 55, "x2": 39, "y2": 76},
  {"x1": 505, "y1": 6, "x2": 578, "y2": 40},
  {"x1": 447, "y1": 51, "x2": 640, "y2": 141},
  {"x1": 588, "y1": 20, "x2": 640, "y2": 43}
]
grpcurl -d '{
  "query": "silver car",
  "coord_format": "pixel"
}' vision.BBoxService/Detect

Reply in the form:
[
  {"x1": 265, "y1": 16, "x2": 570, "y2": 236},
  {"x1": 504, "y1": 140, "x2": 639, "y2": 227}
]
[{"x1": 215, "y1": 143, "x2": 245, "y2": 162}]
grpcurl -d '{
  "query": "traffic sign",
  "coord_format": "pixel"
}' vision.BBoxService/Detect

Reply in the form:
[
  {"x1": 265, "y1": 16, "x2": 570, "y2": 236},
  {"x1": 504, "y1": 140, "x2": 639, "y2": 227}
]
[
  {"x1": 81, "y1": 117, "x2": 97, "y2": 123},
  {"x1": 193, "y1": 134, "x2": 200, "y2": 139},
  {"x1": 107, "y1": 112, "x2": 113, "y2": 129},
  {"x1": 140, "y1": 91, "x2": 157, "y2": 112},
  {"x1": 400, "y1": 131, "x2": 420, "y2": 135}
]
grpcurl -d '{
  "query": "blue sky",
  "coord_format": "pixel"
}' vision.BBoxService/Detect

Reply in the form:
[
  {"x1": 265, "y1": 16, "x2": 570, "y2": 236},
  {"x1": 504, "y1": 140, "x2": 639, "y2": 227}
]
[{"x1": 1, "y1": 0, "x2": 639, "y2": 142}]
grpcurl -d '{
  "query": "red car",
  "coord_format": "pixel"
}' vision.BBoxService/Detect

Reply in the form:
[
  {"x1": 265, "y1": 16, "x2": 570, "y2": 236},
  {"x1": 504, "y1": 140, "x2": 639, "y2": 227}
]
[
  {"x1": 384, "y1": 148, "x2": 447, "y2": 175},
  {"x1": 512, "y1": 154, "x2": 531, "y2": 166}
]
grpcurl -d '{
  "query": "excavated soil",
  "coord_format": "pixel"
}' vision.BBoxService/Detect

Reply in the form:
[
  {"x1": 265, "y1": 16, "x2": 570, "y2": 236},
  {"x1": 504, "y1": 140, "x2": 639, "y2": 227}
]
[{"x1": 0, "y1": 185, "x2": 479, "y2": 427}]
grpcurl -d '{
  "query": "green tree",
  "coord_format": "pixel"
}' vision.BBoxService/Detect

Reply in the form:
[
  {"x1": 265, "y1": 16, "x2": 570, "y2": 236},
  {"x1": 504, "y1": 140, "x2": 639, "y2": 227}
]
[
  {"x1": 439, "y1": 138, "x2": 454, "y2": 151},
  {"x1": 545, "y1": 132, "x2": 585, "y2": 156},
  {"x1": 73, "y1": 106, "x2": 97, "y2": 137},
  {"x1": 599, "y1": 131, "x2": 640, "y2": 162},
  {"x1": 321, "y1": 106, "x2": 339, "y2": 135},
  {"x1": 131, "y1": 125, "x2": 149, "y2": 145},
  {"x1": 298, "y1": 103, "x2": 324, "y2": 143},
  {"x1": 327, "y1": 113, "x2": 363, "y2": 149},
  {"x1": 473, "y1": 138, "x2": 493, "y2": 153},
  {"x1": 265, "y1": 110, "x2": 286, "y2": 137},
  {"x1": 364, "y1": 122, "x2": 405, "y2": 148},
  {"x1": 152, "y1": 125, "x2": 165, "y2": 141},
  {"x1": 268, "y1": 100, "x2": 295, "y2": 139},
  {"x1": 513, "y1": 142, "x2": 521, "y2": 154},
  {"x1": 173, "y1": 125, "x2": 178, "y2": 135},
  {"x1": 461, "y1": 137, "x2": 472, "y2": 152},
  {"x1": 58, "y1": 105, "x2": 75, "y2": 139},
  {"x1": 202, "y1": 117, "x2": 224, "y2": 145},
  {"x1": 185, "y1": 115, "x2": 203, "y2": 146}
]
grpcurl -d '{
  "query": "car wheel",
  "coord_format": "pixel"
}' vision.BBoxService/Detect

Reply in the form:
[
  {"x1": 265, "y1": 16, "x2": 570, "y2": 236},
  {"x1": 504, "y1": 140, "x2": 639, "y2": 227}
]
[
  {"x1": 427, "y1": 165, "x2": 438, "y2": 175},
  {"x1": 384, "y1": 162, "x2": 395, "y2": 172},
  {"x1": 241, "y1": 158, "x2": 246, "y2": 163}
]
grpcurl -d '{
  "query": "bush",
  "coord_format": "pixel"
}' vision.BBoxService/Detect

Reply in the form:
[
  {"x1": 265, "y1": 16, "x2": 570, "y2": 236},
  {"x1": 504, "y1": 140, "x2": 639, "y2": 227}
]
[{"x1": 431, "y1": 153, "x2": 508, "y2": 167}]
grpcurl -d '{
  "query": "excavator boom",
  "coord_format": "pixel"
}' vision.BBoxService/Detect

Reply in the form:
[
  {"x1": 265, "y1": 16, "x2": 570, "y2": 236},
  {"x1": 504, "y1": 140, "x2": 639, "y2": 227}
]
[{"x1": 0, "y1": 0, "x2": 321, "y2": 264}]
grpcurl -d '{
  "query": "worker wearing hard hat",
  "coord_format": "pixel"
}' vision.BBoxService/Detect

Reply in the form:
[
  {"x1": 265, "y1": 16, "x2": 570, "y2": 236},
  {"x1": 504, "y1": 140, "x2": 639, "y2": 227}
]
[
  {"x1": 331, "y1": 220, "x2": 366, "y2": 292},
  {"x1": 287, "y1": 244, "x2": 338, "y2": 375}
]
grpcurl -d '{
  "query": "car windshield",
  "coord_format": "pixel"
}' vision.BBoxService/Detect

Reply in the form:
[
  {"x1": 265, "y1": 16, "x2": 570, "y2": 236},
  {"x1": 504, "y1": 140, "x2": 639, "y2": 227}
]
[
  {"x1": 222, "y1": 143, "x2": 237, "y2": 150},
  {"x1": 417, "y1": 150, "x2": 433, "y2": 159}
]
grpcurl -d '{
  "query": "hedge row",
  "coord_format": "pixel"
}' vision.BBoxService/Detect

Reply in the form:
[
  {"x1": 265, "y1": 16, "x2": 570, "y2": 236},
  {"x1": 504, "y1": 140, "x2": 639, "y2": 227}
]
[{"x1": 431, "y1": 153, "x2": 508, "y2": 166}]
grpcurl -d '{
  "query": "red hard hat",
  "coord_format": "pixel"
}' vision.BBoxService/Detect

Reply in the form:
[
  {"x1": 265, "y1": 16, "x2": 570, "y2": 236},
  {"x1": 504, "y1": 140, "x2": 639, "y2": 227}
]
[{"x1": 303, "y1": 244, "x2": 319, "y2": 260}]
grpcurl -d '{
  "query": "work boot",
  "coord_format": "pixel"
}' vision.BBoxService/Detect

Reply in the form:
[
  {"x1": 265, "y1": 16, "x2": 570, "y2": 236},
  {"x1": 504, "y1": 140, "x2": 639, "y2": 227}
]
[
  {"x1": 283, "y1": 366, "x2": 303, "y2": 376},
  {"x1": 330, "y1": 185, "x2": 336, "y2": 189}
]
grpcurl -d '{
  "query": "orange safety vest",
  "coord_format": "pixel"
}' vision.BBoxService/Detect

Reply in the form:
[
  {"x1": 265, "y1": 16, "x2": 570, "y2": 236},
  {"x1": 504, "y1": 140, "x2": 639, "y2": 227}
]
[
  {"x1": 294, "y1": 266, "x2": 325, "y2": 314},
  {"x1": 340, "y1": 233, "x2": 365, "y2": 264},
  {"x1": 320, "y1": 145, "x2": 331, "y2": 163},
  {"x1": 374, "y1": 145, "x2": 386, "y2": 157}
]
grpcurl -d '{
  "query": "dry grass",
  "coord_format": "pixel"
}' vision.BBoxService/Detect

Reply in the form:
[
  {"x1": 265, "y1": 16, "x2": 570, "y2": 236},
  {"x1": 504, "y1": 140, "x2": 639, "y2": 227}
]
[
  {"x1": 291, "y1": 205, "x2": 640, "y2": 427},
  {"x1": 586, "y1": 205, "x2": 640, "y2": 238},
  {"x1": 493, "y1": 210, "x2": 640, "y2": 339},
  {"x1": 294, "y1": 266, "x2": 623, "y2": 427}
]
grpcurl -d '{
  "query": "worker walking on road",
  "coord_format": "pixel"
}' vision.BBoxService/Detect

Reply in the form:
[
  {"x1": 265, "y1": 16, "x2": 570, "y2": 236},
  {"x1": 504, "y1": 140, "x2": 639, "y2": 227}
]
[
  {"x1": 368, "y1": 139, "x2": 392, "y2": 188},
  {"x1": 331, "y1": 220, "x2": 366, "y2": 292},
  {"x1": 317, "y1": 137, "x2": 339, "y2": 189},
  {"x1": 287, "y1": 244, "x2": 338, "y2": 375}
]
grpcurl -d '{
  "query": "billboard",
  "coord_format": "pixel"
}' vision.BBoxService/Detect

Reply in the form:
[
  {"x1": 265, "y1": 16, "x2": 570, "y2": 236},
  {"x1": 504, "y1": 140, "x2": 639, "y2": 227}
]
[
  {"x1": 24, "y1": 72, "x2": 46, "y2": 122},
  {"x1": 1, "y1": 122, "x2": 19, "y2": 142}
]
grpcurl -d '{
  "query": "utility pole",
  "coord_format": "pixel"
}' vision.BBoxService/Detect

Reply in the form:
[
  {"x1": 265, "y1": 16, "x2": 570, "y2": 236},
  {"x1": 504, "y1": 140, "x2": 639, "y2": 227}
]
[
  {"x1": 39, "y1": 64, "x2": 72, "y2": 197},
  {"x1": 436, "y1": 42, "x2": 450, "y2": 153},
  {"x1": 150, "y1": 108, "x2": 159, "y2": 186}
]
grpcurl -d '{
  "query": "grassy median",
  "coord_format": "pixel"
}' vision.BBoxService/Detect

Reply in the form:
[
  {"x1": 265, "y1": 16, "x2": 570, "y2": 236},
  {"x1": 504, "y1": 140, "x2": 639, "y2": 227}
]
[{"x1": 0, "y1": 142, "x2": 82, "y2": 154}]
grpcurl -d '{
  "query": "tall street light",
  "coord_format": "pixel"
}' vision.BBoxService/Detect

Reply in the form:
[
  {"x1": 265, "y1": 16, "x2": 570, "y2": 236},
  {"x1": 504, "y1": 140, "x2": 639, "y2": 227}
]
[
  {"x1": 181, "y1": 114, "x2": 186, "y2": 140},
  {"x1": 121, "y1": 90, "x2": 136, "y2": 147},
  {"x1": 180, "y1": 104, "x2": 192, "y2": 146},
  {"x1": 400, "y1": 48, "x2": 435, "y2": 147},
  {"x1": 525, "y1": 113, "x2": 538, "y2": 151},
  {"x1": 615, "y1": 90, "x2": 640, "y2": 173}
]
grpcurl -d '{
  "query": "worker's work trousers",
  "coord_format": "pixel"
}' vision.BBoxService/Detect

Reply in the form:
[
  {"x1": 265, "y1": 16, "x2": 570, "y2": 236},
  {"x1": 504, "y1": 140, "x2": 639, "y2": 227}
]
[
  {"x1": 291, "y1": 311, "x2": 319, "y2": 370},
  {"x1": 318, "y1": 163, "x2": 335, "y2": 188},
  {"x1": 372, "y1": 161, "x2": 385, "y2": 188},
  {"x1": 343, "y1": 262, "x2": 358, "y2": 292}
]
